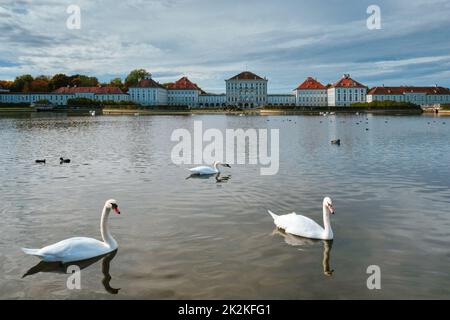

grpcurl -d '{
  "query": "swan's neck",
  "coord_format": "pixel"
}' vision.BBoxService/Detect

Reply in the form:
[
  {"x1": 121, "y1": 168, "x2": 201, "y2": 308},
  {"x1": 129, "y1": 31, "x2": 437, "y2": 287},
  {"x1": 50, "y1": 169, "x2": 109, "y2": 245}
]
[
  {"x1": 322, "y1": 206, "x2": 333, "y2": 239},
  {"x1": 101, "y1": 206, "x2": 117, "y2": 249},
  {"x1": 213, "y1": 163, "x2": 220, "y2": 172}
]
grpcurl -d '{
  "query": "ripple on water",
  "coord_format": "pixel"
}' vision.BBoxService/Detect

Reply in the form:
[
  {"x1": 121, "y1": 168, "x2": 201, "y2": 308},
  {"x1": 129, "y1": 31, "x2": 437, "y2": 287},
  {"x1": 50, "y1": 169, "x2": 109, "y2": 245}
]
[{"x1": 0, "y1": 114, "x2": 449, "y2": 298}]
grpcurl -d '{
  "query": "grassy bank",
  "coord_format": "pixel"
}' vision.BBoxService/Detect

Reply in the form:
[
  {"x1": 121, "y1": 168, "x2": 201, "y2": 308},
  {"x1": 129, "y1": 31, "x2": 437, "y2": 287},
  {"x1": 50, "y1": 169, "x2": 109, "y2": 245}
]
[
  {"x1": 0, "y1": 101, "x2": 424, "y2": 115},
  {"x1": 0, "y1": 103, "x2": 34, "y2": 112}
]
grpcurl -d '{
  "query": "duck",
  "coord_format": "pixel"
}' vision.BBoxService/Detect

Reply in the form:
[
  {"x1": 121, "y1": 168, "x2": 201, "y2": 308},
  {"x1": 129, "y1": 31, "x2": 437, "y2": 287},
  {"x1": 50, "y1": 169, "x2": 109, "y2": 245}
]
[
  {"x1": 21, "y1": 199, "x2": 121, "y2": 263},
  {"x1": 268, "y1": 197, "x2": 335, "y2": 240},
  {"x1": 35, "y1": 159, "x2": 46, "y2": 164},
  {"x1": 331, "y1": 139, "x2": 341, "y2": 145},
  {"x1": 188, "y1": 161, "x2": 231, "y2": 175},
  {"x1": 60, "y1": 157, "x2": 71, "y2": 164}
]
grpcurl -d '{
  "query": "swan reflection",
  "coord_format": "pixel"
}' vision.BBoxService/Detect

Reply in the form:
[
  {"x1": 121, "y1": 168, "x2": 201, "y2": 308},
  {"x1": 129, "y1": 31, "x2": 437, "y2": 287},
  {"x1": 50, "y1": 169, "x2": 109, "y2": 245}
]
[
  {"x1": 186, "y1": 172, "x2": 231, "y2": 183},
  {"x1": 22, "y1": 249, "x2": 120, "y2": 294},
  {"x1": 272, "y1": 229, "x2": 334, "y2": 276}
]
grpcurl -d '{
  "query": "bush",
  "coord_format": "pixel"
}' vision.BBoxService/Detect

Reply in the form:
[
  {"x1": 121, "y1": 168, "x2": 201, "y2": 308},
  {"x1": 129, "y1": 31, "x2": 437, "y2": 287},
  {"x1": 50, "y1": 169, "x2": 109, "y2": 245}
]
[
  {"x1": 0, "y1": 102, "x2": 31, "y2": 108},
  {"x1": 351, "y1": 101, "x2": 421, "y2": 109},
  {"x1": 34, "y1": 99, "x2": 51, "y2": 105},
  {"x1": 101, "y1": 100, "x2": 139, "y2": 106},
  {"x1": 67, "y1": 97, "x2": 101, "y2": 107}
]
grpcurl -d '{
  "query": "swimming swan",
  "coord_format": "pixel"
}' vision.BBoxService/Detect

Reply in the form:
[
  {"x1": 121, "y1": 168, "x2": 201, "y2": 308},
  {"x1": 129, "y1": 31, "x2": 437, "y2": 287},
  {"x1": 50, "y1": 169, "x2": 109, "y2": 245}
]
[
  {"x1": 21, "y1": 199, "x2": 121, "y2": 263},
  {"x1": 188, "y1": 161, "x2": 231, "y2": 175},
  {"x1": 268, "y1": 197, "x2": 335, "y2": 240}
]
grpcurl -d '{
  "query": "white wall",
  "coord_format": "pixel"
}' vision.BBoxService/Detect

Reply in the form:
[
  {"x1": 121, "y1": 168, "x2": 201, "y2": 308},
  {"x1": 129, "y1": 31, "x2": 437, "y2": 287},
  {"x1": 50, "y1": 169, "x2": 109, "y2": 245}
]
[
  {"x1": 167, "y1": 89, "x2": 199, "y2": 107},
  {"x1": 128, "y1": 87, "x2": 167, "y2": 105},
  {"x1": 199, "y1": 94, "x2": 226, "y2": 107},
  {"x1": 328, "y1": 87, "x2": 366, "y2": 106},
  {"x1": 226, "y1": 79, "x2": 268, "y2": 108},
  {"x1": 295, "y1": 89, "x2": 328, "y2": 106},
  {"x1": 267, "y1": 94, "x2": 296, "y2": 105},
  {"x1": 367, "y1": 93, "x2": 450, "y2": 105},
  {"x1": 0, "y1": 93, "x2": 129, "y2": 105}
]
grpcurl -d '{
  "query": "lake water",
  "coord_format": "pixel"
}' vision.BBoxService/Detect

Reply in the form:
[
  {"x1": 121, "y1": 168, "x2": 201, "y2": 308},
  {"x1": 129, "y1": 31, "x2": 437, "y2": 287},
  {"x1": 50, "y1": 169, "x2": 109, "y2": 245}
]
[{"x1": 0, "y1": 113, "x2": 449, "y2": 299}]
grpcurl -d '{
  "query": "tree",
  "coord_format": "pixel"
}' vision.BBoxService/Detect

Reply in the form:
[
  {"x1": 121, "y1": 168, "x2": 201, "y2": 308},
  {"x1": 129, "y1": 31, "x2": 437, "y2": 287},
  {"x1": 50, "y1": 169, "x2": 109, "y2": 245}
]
[
  {"x1": 68, "y1": 74, "x2": 99, "y2": 87},
  {"x1": 49, "y1": 74, "x2": 70, "y2": 90},
  {"x1": 0, "y1": 80, "x2": 13, "y2": 91},
  {"x1": 109, "y1": 77, "x2": 125, "y2": 91},
  {"x1": 30, "y1": 76, "x2": 50, "y2": 92},
  {"x1": 10, "y1": 74, "x2": 34, "y2": 92},
  {"x1": 78, "y1": 75, "x2": 99, "y2": 87},
  {"x1": 125, "y1": 69, "x2": 150, "y2": 88}
]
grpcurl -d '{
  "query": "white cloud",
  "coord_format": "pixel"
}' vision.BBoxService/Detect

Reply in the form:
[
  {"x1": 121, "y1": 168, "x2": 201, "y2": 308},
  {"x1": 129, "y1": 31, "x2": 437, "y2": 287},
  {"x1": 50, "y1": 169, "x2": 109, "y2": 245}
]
[{"x1": 0, "y1": 0, "x2": 449, "y2": 91}]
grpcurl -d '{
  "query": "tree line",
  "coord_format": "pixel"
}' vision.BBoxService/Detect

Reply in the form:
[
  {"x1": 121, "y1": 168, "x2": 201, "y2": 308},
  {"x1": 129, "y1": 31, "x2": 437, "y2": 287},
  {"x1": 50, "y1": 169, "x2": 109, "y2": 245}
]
[{"x1": 0, "y1": 69, "x2": 153, "y2": 93}]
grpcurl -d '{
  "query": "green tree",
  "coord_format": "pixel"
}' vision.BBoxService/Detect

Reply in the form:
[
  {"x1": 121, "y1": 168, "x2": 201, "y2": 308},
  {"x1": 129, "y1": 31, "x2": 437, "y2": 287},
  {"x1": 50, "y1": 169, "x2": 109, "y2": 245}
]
[
  {"x1": 11, "y1": 74, "x2": 34, "y2": 92},
  {"x1": 109, "y1": 77, "x2": 125, "y2": 91},
  {"x1": 49, "y1": 74, "x2": 70, "y2": 90},
  {"x1": 69, "y1": 74, "x2": 99, "y2": 87},
  {"x1": 125, "y1": 69, "x2": 150, "y2": 88}
]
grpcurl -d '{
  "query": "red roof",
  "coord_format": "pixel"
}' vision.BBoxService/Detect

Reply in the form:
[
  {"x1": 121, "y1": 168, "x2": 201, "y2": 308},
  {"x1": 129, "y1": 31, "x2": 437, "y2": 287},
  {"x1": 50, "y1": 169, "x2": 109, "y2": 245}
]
[
  {"x1": 368, "y1": 86, "x2": 450, "y2": 95},
  {"x1": 295, "y1": 77, "x2": 326, "y2": 90},
  {"x1": 53, "y1": 86, "x2": 125, "y2": 94},
  {"x1": 228, "y1": 71, "x2": 265, "y2": 81},
  {"x1": 167, "y1": 77, "x2": 205, "y2": 93},
  {"x1": 332, "y1": 74, "x2": 367, "y2": 88},
  {"x1": 131, "y1": 77, "x2": 166, "y2": 89}
]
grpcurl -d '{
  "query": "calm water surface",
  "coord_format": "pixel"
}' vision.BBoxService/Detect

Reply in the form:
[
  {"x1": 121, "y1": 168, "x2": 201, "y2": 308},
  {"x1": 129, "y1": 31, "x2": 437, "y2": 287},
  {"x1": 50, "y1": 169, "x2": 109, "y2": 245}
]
[{"x1": 0, "y1": 113, "x2": 449, "y2": 299}]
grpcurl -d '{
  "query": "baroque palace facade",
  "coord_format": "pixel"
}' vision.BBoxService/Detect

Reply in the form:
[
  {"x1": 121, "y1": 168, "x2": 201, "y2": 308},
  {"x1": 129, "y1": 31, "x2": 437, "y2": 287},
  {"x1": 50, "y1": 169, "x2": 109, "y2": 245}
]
[{"x1": 1, "y1": 71, "x2": 450, "y2": 108}]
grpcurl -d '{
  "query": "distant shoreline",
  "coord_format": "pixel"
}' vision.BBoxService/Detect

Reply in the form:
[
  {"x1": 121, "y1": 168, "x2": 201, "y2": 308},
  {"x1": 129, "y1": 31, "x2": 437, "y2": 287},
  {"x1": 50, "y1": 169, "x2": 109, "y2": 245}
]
[{"x1": 1, "y1": 106, "x2": 447, "y2": 116}]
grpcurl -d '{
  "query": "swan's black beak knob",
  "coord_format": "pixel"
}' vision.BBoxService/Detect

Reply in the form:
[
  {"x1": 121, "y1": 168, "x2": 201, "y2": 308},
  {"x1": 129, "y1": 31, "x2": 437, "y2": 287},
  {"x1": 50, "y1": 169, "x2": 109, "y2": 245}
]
[{"x1": 112, "y1": 204, "x2": 120, "y2": 214}]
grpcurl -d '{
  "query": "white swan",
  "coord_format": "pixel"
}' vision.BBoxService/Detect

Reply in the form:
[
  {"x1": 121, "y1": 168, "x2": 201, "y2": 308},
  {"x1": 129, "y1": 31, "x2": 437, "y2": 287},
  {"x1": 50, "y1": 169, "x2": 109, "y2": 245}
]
[
  {"x1": 268, "y1": 197, "x2": 335, "y2": 240},
  {"x1": 22, "y1": 199, "x2": 121, "y2": 263},
  {"x1": 188, "y1": 161, "x2": 231, "y2": 175}
]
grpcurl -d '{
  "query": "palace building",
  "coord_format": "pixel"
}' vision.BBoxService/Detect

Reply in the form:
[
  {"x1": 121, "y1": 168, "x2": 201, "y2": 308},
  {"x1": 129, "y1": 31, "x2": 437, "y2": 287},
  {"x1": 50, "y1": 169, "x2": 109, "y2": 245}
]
[
  {"x1": 366, "y1": 86, "x2": 450, "y2": 106},
  {"x1": 128, "y1": 75, "x2": 167, "y2": 105},
  {"x1": 294, "y1": 77, "x2": 328, "y2": 107},
  {"x1": 1, "y1": 70, "x2": 450, "y2": 108},
  {"x1": 0, "y1": 86, "x2": 129, "y2": 105},
  {"x1": 225, "y1": 71, "x2": 268, "y2": 108},
  {"x1": 327, "y1": 74, "x2": 367, "y2": 107}
]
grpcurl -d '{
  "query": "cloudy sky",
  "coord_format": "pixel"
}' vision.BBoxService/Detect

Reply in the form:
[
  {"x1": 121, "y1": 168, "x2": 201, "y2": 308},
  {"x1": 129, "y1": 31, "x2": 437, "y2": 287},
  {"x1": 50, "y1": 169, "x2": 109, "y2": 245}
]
[{"x1": 1, "y1": 0, "x2": 450, "y2": 92}]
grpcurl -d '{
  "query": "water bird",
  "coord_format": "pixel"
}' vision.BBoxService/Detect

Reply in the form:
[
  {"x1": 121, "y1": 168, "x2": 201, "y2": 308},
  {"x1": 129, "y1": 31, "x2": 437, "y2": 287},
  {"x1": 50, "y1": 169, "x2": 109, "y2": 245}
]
[
  {"x1": 188, "y1": 161, "x2": 231, "y2": 175},
  {"x1": 331, "y1": 139, "x2": 341, "y2": 145},
  {"x1": 60, "y1": 157, "x2": 71, "y2": 163},
  {"x1": 35, "y1": 159, "x2": 46, "y2": 164},
  {"x1": 366, "y1": 128, "x2": 369, "y2": 131},
  {"x1": 21, "y1": 199, "x2": 121, "y2": 263},
  {"x1": 268, "y1": 197, "x2": 335, "y2": 240}
]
